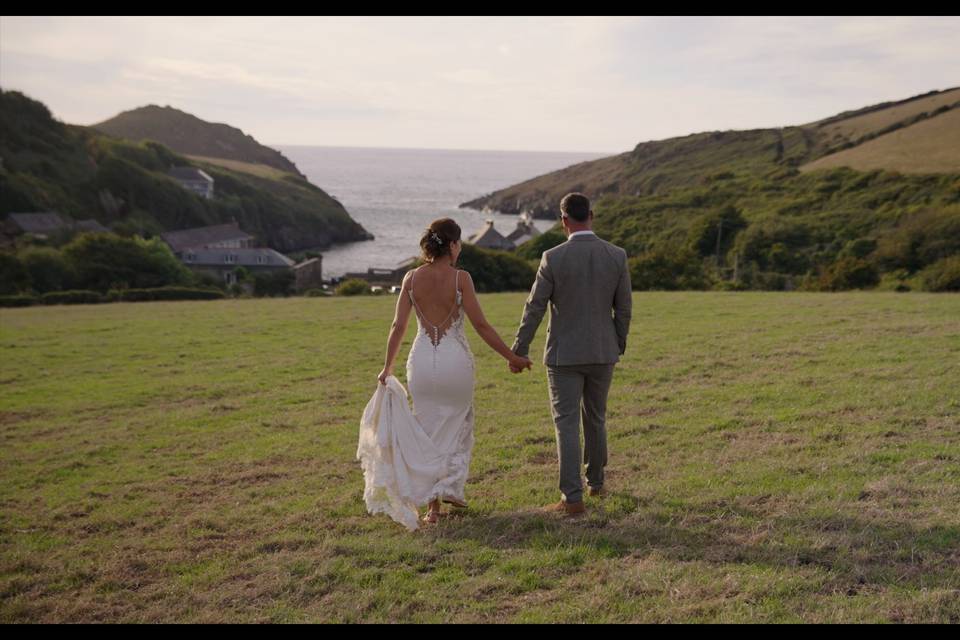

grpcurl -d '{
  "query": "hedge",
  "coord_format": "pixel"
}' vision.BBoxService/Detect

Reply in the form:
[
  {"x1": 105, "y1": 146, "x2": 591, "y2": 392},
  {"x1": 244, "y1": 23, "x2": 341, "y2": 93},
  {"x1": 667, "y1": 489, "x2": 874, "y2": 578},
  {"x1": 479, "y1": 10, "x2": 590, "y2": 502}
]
[
  {"x1": 0, "y1": 294, "x2": 38, "y2": 307},
  {"x1": 112, "y1": 286, "x2": 226, "y2": 301},
  {"x1": 41, "y1": 290, "x2": 105, "y2": 305}
]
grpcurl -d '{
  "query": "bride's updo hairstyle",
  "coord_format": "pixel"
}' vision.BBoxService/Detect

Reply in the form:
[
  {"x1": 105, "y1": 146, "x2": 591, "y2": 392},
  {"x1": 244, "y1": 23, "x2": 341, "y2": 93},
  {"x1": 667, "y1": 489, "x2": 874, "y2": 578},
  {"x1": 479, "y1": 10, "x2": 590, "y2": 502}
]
[{"x1": 420, "y1": 218, "x2": 461, "y2": 262}]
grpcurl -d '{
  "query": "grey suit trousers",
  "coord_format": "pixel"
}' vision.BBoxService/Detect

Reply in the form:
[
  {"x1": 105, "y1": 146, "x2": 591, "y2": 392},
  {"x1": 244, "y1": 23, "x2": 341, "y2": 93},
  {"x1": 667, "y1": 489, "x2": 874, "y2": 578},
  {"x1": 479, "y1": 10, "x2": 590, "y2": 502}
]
[{"x1": 546, "y1": 363, "x2": 615, "y2": 504}]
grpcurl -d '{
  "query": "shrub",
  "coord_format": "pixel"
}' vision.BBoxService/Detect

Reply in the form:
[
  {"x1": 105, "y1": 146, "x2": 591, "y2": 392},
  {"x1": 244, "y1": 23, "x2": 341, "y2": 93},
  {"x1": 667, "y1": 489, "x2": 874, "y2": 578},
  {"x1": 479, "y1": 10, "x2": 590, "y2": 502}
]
[
  {"x1": 817, "y1": 257, "x2": 880, "y2": 291},
  {"x1": 40, "y1": 289, "x2": 104, "y2": 305},
  {"x1": 629, "y1": 247, "x2": 710, "y2": 290},
  {"x1": 0, "y1": 253, "x2": 30, "y2": 294},
  {"x1": 456, "y1": 243, "x2": 536, "y2": 292},
  {"x1": 841, "y1": 237, "x2": 877, "y2": 259},
  {"x1": 874, "y1": 207, "x2": 960, "y2": 272},
  {"x1": 252, "y1": 270, "x2": 295, "y2": 297},
  {"x1": 0, "y1": 294, "x2": 37, "y2": 307},
  {"x1": 303, "y1": 288, "x2": 328, "y2": 297},
  {"x1": 687, "y1": 205, "x2": 747, "y2": 258},
  {"x1": 17, "y1": 246, "x2": 76, "y2": 293},
  {"x1": 514, "y1": 230, "x2": 566, "y2": 260},
  {"x1": 919, "y1": 255, "x2": 960, "y2": 292},
  {"x1": 116, "y1": 287, "x2": 225, "y2": 301},
  {"x1": 61, "y1": 233, "x2": 192, "y2": 291},
  {"x1": 336, "y1": 279, "x2": 370, "y2": 296}
]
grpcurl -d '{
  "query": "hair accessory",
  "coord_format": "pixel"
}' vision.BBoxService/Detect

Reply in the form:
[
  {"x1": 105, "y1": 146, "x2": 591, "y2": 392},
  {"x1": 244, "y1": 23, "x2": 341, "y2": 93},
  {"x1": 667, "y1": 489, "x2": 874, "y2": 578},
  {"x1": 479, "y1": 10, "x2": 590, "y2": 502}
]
[{"x1": 430, "y1": 231, "x2": 444, "y2": 245}]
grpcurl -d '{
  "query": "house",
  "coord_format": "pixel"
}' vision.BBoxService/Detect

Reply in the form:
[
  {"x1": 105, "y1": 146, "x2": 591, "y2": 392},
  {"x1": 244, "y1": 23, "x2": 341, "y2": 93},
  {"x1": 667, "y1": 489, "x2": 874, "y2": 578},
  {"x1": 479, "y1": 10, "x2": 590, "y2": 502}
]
[
  {"x1": 168, "y1": 166, "x2": 214, "y2": 199},
  {"x1": 180, "y1": 247, "x2": 295, "y2": 285},
  {"x1": 3, "y1": 212, "x2": 71, "y2": 239},
  {"x1": 342, "y1": 256, "x2": 417, "y2": 286},
  {"x1": 342, "y1": 267, "x2": 403, "y2": 286},
  {"x1": 2, "y1": 213, "x2": 112, "y2": 240},
  {"x1": 505, "y1": 212, "x2": 541, "y2": 247},
  {"x1": 466, "y1": 219, "x2": 515, "y2": 251},
  {"x1": 75, "y1": 219, "x2": 111, "y2": 233},
  {"x1": 293, "y1": 256, "x2": 323, "y2": 291},
  {"x1": 161, "y1": 220, "x2": 255, "y2": 256}
]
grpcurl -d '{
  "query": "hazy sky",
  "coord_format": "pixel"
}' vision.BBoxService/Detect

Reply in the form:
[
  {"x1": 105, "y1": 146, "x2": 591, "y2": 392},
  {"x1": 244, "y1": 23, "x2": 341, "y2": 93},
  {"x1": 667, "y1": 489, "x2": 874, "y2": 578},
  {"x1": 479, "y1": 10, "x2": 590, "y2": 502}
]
[{"x1": 2, "y1": 16, "x2": 957, "y2": 153}]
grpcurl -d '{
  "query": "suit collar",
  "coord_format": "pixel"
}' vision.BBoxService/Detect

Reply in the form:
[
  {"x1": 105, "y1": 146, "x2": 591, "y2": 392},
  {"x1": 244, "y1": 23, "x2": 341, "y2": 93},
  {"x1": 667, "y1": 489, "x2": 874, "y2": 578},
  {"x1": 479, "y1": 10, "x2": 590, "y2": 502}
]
[{"x1": 568, "y1": 231, "x2": 598, "y2": 242}]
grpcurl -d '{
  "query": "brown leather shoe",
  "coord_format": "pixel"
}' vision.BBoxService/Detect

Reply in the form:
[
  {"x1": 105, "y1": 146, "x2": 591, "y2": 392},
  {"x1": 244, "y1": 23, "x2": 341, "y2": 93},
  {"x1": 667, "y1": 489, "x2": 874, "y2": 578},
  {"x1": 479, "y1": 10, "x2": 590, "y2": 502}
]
[
  {"x1": 542, "y1": 500, "x2": 586, "y2": 516},
  {"x1": 588, "y1": 486, "x2": 606, "y2": 498}
]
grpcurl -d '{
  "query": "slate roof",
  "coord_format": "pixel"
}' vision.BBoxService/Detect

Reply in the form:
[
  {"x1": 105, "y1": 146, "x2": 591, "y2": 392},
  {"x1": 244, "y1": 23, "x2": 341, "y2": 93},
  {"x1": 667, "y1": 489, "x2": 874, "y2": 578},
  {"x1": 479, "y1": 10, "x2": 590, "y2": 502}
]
[
  {"x1": 181, "y1": 247, "x2": 295, "y2": 268},
  {"x1": 467, "y1": 219, "x2": 515, "y2": 251},
  {"x1": 168, "y1": 167, "x2": 214, "y2": 183},
  {"x1": 7, "y1": 213, "x2": 69, "y2": 234},
  {"x1": 75, "y1": 219, "x2": 110, "y2": 233},
  {"x1": 161, "y1": 222, "x2": 254, "y2": 253},
  {"x1": 506, "y1": 220, "x2": 541, "y2": 245},
  {"x1": 293, "y1": 257, "x2": 322, "y2": 270}
]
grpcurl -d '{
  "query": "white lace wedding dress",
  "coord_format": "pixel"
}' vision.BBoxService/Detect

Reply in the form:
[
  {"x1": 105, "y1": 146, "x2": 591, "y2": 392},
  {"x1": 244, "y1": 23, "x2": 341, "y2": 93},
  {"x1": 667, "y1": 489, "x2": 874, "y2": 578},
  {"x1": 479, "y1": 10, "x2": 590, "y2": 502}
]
[{"x1": 357, "y1": 270, "x2": 475, "y2": 530}]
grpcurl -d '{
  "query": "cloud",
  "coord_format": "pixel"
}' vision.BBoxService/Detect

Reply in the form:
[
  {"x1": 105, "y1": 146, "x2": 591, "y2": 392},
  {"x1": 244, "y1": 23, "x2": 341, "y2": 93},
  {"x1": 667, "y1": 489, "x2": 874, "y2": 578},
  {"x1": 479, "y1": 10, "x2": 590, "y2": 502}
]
[{"x1": 1, "y1": 16, "x2": 958, "y2": 152}]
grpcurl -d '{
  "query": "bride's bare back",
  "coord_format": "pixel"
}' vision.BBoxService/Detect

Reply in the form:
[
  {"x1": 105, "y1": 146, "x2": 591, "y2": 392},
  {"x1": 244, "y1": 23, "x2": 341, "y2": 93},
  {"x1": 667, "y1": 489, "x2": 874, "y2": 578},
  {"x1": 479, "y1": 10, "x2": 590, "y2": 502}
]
[{"x1": 407, "y1": 264, "x2": 462, "y2": 347}]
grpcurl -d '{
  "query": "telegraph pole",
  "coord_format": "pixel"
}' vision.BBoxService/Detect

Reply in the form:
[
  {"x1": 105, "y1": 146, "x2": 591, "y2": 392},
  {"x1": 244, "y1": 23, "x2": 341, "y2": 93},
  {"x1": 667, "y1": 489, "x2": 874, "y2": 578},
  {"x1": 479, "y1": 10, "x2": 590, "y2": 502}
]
[{"x1": 715, "y1": 219, "x2": 724, "y2": 272}]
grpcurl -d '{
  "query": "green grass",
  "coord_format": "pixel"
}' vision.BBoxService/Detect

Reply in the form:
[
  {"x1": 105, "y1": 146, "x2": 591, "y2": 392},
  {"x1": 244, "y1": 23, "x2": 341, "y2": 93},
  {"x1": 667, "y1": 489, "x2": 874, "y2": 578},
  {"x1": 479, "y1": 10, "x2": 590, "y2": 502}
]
[{"x1": 1, "y1": 292, "x2": 959, "y2": 622}]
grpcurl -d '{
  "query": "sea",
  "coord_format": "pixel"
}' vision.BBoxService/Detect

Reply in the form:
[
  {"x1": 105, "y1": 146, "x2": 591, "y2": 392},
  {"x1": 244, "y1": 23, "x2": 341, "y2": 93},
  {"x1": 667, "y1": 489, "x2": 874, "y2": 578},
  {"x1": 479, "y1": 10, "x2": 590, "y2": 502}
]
[{"x1": 275, "y1": 146, "x2": 610, "y2": 278}]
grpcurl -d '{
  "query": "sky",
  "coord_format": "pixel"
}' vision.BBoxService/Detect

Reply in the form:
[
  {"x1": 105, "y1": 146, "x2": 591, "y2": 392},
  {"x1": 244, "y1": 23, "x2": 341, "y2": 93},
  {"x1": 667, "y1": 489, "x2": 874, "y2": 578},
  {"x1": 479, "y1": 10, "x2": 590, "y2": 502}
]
[{"x1": 1, "y1": 16, "x2": 958, "y2": 153}]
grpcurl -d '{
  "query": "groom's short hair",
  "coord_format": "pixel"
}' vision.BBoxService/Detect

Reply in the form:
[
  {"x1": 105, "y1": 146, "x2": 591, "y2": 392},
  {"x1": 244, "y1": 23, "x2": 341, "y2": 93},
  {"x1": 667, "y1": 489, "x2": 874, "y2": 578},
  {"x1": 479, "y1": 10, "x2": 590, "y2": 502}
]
[{"x1": 560, "y1": 193, "x2": 590, "y2": 222}]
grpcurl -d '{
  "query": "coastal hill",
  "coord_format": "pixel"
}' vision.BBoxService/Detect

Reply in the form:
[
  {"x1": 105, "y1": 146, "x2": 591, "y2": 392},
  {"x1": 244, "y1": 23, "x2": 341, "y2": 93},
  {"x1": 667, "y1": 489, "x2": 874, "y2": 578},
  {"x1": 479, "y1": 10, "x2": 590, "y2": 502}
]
[
  {"x1": 94, "y1": 105, "x2": 304, "y2": 177},
  {"x1": 461, "y1": 87, "x2": 960, "y2": 292},
  {"x1": 0, "y1": 90, "x2": 370, "y2": 252},
  {"x1": 461, "y1": 87, "x2": 960, "y2": 219}
]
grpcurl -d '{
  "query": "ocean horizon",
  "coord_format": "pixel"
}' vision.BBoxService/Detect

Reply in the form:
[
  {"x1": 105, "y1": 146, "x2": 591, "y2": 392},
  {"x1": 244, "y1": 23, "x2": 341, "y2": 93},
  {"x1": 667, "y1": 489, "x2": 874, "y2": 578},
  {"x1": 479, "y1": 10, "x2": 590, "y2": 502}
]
[{"x1": 276, "y1": 145, "x2": 610, "y2": 278}]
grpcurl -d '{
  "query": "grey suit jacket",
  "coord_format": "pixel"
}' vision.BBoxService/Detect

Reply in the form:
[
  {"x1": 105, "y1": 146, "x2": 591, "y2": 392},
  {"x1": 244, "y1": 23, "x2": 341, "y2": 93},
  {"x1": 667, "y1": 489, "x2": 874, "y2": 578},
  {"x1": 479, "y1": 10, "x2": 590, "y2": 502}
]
[{"x1": 512, "y1": 233, "x2": 632, "y2": 366}]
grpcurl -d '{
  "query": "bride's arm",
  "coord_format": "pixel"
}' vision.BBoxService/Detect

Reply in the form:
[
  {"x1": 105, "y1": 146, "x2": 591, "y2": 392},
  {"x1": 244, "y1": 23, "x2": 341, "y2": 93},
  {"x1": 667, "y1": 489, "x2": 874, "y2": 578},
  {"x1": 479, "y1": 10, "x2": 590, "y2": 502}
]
[
  {"x1": 460, "y1": 271, "x2": 532, "y2": 371},
  {"x1": 378, "y1": 272, "x2": 414, "y2": 384}
]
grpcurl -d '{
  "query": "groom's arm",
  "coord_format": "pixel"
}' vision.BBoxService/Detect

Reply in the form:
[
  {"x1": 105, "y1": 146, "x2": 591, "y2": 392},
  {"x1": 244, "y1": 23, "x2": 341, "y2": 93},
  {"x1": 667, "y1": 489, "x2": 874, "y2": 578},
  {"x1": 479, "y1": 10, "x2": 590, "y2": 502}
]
[
  {"x1": 511, "y1": 253, "x2": 554, "y2": 358},
  {"x1": 613, "y1": 250, "x2": 632, "y2": 355}
]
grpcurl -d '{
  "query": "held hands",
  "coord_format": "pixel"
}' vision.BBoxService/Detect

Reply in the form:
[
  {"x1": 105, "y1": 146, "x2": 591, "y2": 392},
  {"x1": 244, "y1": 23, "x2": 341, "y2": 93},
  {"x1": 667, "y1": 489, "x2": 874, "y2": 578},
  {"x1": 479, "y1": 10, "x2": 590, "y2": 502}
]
[
  {"x1": 508, "y1": 353, "x2": 533, "y2": 374},
  {"x1": 377, "y1": 366, "x2": 393, "y2": 385}
]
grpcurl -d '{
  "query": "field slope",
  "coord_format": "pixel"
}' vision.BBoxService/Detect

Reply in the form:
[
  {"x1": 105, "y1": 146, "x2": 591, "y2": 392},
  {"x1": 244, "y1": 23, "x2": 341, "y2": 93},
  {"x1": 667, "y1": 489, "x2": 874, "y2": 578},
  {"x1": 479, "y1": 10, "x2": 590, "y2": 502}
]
[
  {"x1": 801, "y1": 108, "x2": 960, "y2": 174},
  {"x1": 1, "y1": 293, "x2": 958, "y2": 622},
  {"x1": 461, "y1": 87, "x2": 960, "y2": 219}
]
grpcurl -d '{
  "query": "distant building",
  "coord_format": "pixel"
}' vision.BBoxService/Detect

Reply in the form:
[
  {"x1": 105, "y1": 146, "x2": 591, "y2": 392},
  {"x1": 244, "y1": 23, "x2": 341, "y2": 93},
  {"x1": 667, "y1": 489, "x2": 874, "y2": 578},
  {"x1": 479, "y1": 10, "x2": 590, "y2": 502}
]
[
  {"x1": 161, "y1": 220, "x2": 254, "y2": 256},
  {"x1": 342, "y1": 256, "x2": 417, "y2": 286},
  {"x1": 74, "y1": 219, "x2": 110, "y2": 234},
  {"x1": 342, "y1": 267, "x2": 404, "y2": 286},
  {"x1": 3, "y1": 212, "x2": 70, "y2": 239},
  {"x1": 168, "y1": 166, "x2": 214, "y2": 199},
  {"x1": 293, "y1": 256, "x2": 323, "y2": 292},
  {"x1": 180, "y1": 247, "x2": 295, "y2": 285},
  {"x1": 467, "y1": 219, "x2": 515, "y2": 251},
  {"x1": 2, "y1": 212, "x2": 112, "y2": 240},
  {"x1": 505, "y1": 212, "x2": 541, "y2": 247}
]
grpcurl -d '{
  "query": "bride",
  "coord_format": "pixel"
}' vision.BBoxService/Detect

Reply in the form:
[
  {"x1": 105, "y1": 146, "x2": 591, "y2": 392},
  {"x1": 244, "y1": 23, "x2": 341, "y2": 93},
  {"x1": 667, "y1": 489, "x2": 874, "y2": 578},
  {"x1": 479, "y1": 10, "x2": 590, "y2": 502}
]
[{"x1": 358, "y1": 218, "x2": 532, "y2": 529}]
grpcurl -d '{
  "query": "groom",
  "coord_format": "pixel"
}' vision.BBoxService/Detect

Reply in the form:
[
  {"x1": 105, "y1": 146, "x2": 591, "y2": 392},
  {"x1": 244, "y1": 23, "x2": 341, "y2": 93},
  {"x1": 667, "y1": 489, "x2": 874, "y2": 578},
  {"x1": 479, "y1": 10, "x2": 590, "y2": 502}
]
[{"x1": 510, "y1": 193, "x2": 632, "y2": 516}]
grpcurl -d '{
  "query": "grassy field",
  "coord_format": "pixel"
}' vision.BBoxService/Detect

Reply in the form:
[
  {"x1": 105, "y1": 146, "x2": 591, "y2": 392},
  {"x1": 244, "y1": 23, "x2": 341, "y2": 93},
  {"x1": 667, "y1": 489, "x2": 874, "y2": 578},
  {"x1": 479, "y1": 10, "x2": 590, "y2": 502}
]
[
  {"x1": 802, "y1": 108, "x2": 960, "y2": 175},
  {"x1": 185, "y1": 155, "x2": 296, "y2": 181},
  {"x1": 809, "y1": 87, "x2": 960, "y2": 145},
  {"x1": 1, "y1": 292, "x2": 959, "y2": 623}
]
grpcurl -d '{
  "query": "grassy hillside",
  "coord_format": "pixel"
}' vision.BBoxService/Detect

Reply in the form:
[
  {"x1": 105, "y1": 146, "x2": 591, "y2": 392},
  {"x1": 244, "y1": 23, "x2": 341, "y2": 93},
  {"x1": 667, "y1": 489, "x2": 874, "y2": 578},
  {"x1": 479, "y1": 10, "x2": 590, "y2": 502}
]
[
  {"x1": 806, "y1": 87, "x2": 960, "y2": 154},
  {"x1": 462, "y1": 87, "x2": 960, "y2": 220},
  {"x1": 94, "y1": 105, "x2": 303, "y2": 177},
  {"x1": 185, "y1": 155, "x2": 294, "y2": 180},
  {"x1": 1, "y1": 293, "x2": 958, "y2": 622},
  {"x1": 0, "y1": 90, "x2": 371, "y2": 252},
  {"x1": 802, "y1": 108, "x2": 960, "y2": 174},
  {"x1": 461, "y1": 88, "x2": 960, "y2": 291}
]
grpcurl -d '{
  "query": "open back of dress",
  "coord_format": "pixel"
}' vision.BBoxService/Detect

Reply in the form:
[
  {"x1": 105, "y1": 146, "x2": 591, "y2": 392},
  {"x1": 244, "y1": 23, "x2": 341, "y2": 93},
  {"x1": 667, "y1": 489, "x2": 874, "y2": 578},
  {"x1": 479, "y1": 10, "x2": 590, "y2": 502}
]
[{"x1": 357, "y1": 268, "x2": 476, "y2": 529}]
